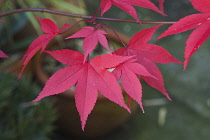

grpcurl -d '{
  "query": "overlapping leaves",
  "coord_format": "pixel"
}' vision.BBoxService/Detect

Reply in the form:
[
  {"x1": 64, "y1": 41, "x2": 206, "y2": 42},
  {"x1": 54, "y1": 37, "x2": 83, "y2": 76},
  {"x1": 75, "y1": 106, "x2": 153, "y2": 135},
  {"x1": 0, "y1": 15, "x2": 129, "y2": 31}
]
[
  {"x1": 33, "y1": 50, "x2": 133, "y2": 130},
  {"x1": 66, "y1": 26, "x2": 110, "y2": 61},
  {"x1": 16, "y1": 0, "x2": 185, "y2": 131},
  {"x1": 19, "y1": 17, "x2": 69, "y2": 78},
  {"x1": 113, "y1": 25, "x2": 182, "y2": 101},
  {"x1": 100, "y1": 0, "x2": 165, "y2": 22},
  {"x1": 158, "y1": 0, "x2": 210, "y2": 69}
]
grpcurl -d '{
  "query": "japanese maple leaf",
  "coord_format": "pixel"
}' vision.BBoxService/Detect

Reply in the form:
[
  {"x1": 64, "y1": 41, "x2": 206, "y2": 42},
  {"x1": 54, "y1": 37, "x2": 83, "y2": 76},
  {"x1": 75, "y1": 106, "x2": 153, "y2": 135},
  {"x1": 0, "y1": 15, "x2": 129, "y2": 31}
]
[
  {"x1": 33, "y1": 49, "x2": 132, "y2": 130},
  {"x1": 0, "y1": 50, "x2": 8, "y2": 58},
  {"x1": 65, "y1": 26, "x2": 111, "y2": 61},
  {"x1": 158, "y1": 0, "x2": 210, "y2": 69},
  {"x1": 100, "y1": 0, "x2": 165, "y2": 22},
  {"x1": 114, "y1": 25, "x2": 182, "y2": 100},
  {"x1": 19, "y1": 17, "x2": 69, "y2": 78},
  {"x1": 113, "y1": 59, "x2": 156, "y2": 112},
  {"x1": 0, "y1": 19, "x2": 5, "y2": 22}
]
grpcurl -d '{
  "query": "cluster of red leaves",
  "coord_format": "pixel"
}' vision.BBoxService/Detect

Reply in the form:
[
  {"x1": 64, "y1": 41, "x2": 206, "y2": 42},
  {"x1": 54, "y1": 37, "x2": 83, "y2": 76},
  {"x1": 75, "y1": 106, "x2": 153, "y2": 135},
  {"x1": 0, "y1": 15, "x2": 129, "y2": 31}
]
[
  {"x1": 113, "y1": 25, "x2": 182, "y2": 106},
  {"x1": 18, "y1": 17, "x2": 69, "y2": 78},
  {"x1": 100, "y1": 0, "x2": 165, "y2": 22},
  {"x1": 5, "y1": 0, "x2": 210, "y2": 131},
  {"x1": 31, "y1": 21, "x2": 181, "y2": 129},
  {"x1": 158, "y1": 0, "x2": 210, "y2": 69},
  {"x1": 1, "y1": 0, "x2": 209, "y2": 131},
  {"x1": 14, "y1": 0, "x2": 184, "y2": 130},
  {"x1": 65, "y1": 26, "x2": 111, "y2": 61}
]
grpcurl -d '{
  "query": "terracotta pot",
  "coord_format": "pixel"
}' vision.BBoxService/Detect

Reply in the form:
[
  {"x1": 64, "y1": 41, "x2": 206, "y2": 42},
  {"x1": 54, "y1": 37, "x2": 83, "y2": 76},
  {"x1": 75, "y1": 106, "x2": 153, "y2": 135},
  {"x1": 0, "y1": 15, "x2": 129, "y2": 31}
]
[{"x1": 34, "y1": 28, "x2": 138, "y2": 138}]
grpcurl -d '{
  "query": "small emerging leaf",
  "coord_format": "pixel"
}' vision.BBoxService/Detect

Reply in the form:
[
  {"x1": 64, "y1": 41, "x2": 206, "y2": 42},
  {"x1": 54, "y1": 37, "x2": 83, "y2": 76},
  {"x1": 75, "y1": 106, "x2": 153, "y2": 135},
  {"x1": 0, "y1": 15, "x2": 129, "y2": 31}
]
[{"x1": 66, "y1": 26, "x2": 111, "y2": 61}]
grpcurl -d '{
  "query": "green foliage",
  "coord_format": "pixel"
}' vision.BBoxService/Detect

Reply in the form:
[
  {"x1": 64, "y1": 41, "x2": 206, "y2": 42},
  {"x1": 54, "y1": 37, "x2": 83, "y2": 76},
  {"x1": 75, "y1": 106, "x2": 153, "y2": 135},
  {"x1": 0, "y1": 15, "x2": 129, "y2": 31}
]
[{"x1": 0, "y1": 72, "x2": 56, "y2": 140}]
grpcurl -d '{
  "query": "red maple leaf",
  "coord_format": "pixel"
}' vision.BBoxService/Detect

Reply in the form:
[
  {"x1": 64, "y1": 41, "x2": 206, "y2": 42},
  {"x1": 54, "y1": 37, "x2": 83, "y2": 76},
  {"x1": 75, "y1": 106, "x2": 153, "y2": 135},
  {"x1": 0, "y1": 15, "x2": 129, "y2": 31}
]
[
  {"x1": 0, "y1": 19, "x2": 5, "y2": 22},
  {"x1": 113, "y1": 25, "x2": 182, "y2": 100},
  {"x1": 19, "y1": 17, "x2": 69, "y2": 78},
  {"x1": 100, "y1": 0, "x2": 165, "y2": 22},
  {"x1": 0, "y1": 50, "x2": 8, "y2": 58},
  {"x1": 158, "y1": 0, "x2": 210, "y2": 69},
  {"x1": 33, "y1": 49, "x2": 132, "y2": 130},
  {"x1": 65, "y1": 26, "x2": 111, "y2": 61},
  {"x1": 112, "y1": 59, "x2": 156, "y2": 112}
]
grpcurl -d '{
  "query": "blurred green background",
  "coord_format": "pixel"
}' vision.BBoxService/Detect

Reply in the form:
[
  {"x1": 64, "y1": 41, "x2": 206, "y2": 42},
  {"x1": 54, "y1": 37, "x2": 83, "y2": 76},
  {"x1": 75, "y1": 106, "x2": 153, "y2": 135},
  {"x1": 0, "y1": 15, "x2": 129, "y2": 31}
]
[{"x1": 1, "y1": 0, "x2": 210, "y2": 140}]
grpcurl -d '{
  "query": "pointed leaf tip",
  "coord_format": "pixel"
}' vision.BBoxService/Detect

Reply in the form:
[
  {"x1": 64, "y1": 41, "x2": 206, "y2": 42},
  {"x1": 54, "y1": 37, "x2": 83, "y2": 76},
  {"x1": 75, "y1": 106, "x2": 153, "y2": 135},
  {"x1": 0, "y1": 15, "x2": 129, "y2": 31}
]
[
  {"x1": 36, "y1": 17, "x2": 59, "y2": 33},
  {"x1": 157, "y1": 14, "x2": 210, "y2": 39},
  {"x1": 100, "y1": 0, "x2": 166, "y2": 22},
  {"x1": 129, "y1": 24, "x2": 162, "y2": 47},
  {"x1": 0, "y1": 50, "x2": 8, "y2": 58}
]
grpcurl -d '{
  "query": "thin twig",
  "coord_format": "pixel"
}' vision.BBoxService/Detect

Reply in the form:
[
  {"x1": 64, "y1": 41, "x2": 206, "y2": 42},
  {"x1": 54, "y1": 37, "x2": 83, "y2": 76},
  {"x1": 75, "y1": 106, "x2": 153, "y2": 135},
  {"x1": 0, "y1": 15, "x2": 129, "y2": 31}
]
[{"x1": 0, "y1": 8, "x2": 176, "y2": 24}]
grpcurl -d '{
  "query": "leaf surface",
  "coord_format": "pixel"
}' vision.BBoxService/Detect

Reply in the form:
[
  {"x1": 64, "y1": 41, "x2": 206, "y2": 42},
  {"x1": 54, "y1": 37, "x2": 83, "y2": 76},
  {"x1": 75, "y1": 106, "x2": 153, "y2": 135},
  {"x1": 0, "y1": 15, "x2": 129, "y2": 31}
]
[
  {"x1": 33, "y1": 50, "x2": 131, "y2": 130},
  {"x1": 114, "y1": 25, "x2": 181, "y2": 101},
  {"x1": 113, "y1": 59, "x2": 156, "y2": 112},
  {"x1": 158, "y1": 0, "x2": 210, "y2": 68},
  {"x1": 100, "y1": 0, "x2": 165, "y2": 22},
  {"x1": 158, "y1": 14, "x2": 210, "y2": 39},
  {"x1": 190, "y1": 0, "x2": 210, "y2": 13},
  {"x1": 184, "y1": 20, "x2": 210, "y2": 68},
  {"x1": 66, "y1": 26, "x2": 111, "y2": 61},
  {"x1": 0, "y1": 50, "x2": 8, "y2": 58},
  {"x1": 19, "y1": 17, "x2": 69, "y2": 78}
]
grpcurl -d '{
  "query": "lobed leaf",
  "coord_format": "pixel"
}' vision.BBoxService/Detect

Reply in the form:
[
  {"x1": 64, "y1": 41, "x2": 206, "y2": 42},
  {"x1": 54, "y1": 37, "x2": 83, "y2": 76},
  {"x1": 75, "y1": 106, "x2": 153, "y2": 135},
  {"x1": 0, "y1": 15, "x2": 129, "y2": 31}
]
[
  {"x1": 158, "y1": 14, "x2": 210, "y2": 39},
  {"x1": 19, "y1": 17, "x2": 69, "y2": 78},
  {"x1": 184, "y1": 20, "x2": 210, "y2": 69},
  {"x1": 34, "y1": 52, "x2": 130, "y2": 130},
  {"x1": 113, "y1": 59, "x2": 156, "y2": 112},
  {"x1": 19, "y1": 34, "x2": 55, "y2": 78},
  {"x1": 66, "y1": 26, "x2": 111, "y2": 61}
]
